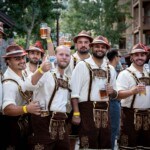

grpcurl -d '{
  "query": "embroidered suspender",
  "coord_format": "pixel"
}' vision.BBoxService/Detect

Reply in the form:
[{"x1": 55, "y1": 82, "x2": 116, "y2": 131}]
[
  {"x1": 48, "y1": 73, "x2": 71, "y2": 111},
  {"x1": 72, "y1": 55, "x2": 77, "y2": 68},
  {"x1": 48, "y1": 73, "x2": 58, "y2": 111},
  {"x1": 126, "y1": 69, "x2": 140, "y2": 108},
  {"x1": 2, "y1": 79, "x2": 32, "y2": 103},
  {"x1": 84, "y1": 61, "x2": 111, "y2": 101},
  {"x1": 84, "y1": 61, "x2": 93, "y2": 102}
]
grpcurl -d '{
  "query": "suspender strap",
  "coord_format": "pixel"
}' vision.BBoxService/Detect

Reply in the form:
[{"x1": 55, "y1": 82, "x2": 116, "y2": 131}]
[
  {"x1": 107, "y1": 63, "x2": 111, "y2": 83},
  {"x1": 48, "y1": 73, "x2": 59, "y2": 111},
  {"x1": 0, "y1": 70, "x2": 3, "y2": 81},
  {"x1": 126, "y1": 69, "x2": 139, "y2": 108},
  {"x1": 2, "y1": 79, "x2": 31, "y2": 103},
  {"x1": 84, "y1": 61, "x2": 93, "y2": 102},
  {"x1": 72, "y1": 55, "x2": 77, "y2": 68}
]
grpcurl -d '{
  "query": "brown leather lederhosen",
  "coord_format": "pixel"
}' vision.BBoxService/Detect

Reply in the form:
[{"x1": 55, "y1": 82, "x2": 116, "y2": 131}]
[
  {"x1": 78, "y1": 61, "x2": 112, "y2": 149},
  {"x1": 2, "y1": 78, "x2": 32, "y2": 149},
  {"x1": 30, "y1": 73, "x2": 71, "y2": 149},
  {"x1": 119, "y1": 69, "x2": 150, "y2": 149}
]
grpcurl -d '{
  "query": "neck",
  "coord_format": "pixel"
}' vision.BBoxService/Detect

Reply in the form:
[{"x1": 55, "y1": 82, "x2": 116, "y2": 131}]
[
  {"x1": 92, "y1": 56, "x2": 104, "y2": 67},
  {"x1": 77, "y1": 51, "x2": 90, "y2": 60},
  {"x1": 109, "y1": 60, "x2": 117, "y2": 68},
  {"x1": 29, "y1": 62, "x2": 38, "y2": 73},
  {"x1": 12, "y1": 69, "x2": 23, "y2": 78},
  {"x1": 58, "y1": 67, "x2": 64, "y2": 76},
  {"x1": 133, "y1": 63, "x2": 143, "y2": 73}
]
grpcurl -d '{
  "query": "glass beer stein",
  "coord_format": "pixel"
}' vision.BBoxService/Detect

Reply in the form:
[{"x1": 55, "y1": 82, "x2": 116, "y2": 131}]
[{"x1": 40, "y1": 23, "x2": 48, "y2": 39}]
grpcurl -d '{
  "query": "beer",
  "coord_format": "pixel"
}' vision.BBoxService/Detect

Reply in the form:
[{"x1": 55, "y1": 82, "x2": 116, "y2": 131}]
[
  {"x1": 40, "y1": 28, "x2": 48, "y2": 39},
  {"x1": 64, "y1": 41, "x2": 72, "y2": 48},
  {"x1": 99, "y1": 88, "x2": 108, "y2": 100},
  {"x1": 40, "y1": 23, "x2": 48, "y2": 39},
  {"x1": 138, "y1": 82, "x2": 146, "y2": 95}
]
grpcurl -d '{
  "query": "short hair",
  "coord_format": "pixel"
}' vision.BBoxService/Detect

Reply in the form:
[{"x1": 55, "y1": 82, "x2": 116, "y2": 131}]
[{"x1": 107, "y1": 49, "x2": 119, "y2": 61}]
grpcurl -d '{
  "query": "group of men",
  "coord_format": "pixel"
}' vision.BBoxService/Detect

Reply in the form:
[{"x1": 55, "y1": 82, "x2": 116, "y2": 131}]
[{"x1": 0, "y1": 20, "x2": 150, "y2": 150}]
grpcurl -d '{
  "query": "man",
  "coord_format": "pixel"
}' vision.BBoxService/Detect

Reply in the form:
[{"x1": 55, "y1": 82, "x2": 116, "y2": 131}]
[
  {"x1": 64, "y1": 30, "x2": 93, "y2": 149},
  {"x1": 117, "y1": 43, "x2": 150, "y2": 149},
  {"x1": 2, "y1": 44, "x2": 41, "y2": 150},
  {"x1": 65, "y1": 30, "x2": 93, "y2": 77},
  {"x1": 26, "y1": 45, "x2": 71, "y2": 150},
  {"x1": 26, "y1": 42, "x2": 45, "y2": 75},
  {"x1": 106, "y1": 49, "x2": 121, "y2": 149},
  {"x1": 71, "y1": 36, "x2": 118, "y2": 149}
]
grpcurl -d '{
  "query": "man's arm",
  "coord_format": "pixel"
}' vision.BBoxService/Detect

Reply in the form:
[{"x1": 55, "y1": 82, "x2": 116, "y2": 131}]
[{"x1": 71, "y1": 98, "x2": 81, "y2": 125}]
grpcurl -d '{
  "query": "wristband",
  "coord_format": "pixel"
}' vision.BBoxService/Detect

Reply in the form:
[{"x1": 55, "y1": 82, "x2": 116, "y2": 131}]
[
  {"x1": 73, "y1": 112, "x2": 80, "y2": 116},
  {"x1": 47, "y1": 38, "x2": 52, "y2": 43},
  {"x1": 38, "y1": 67, "x2": 44, "y2": 74},
  {"x1": 23, "y1": 105, "x2": 28, "y2": 113}
]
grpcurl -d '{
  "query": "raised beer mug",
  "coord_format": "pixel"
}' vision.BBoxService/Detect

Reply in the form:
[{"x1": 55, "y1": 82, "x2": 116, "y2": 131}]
[{"x1": 40, "y1": 23, "x2": 48, "y2": 39}]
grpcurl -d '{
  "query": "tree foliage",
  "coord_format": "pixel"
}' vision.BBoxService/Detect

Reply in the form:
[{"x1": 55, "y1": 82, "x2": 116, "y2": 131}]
[
  {"x1": 61, "y1": 0, "x2": 131, "y2": 45},
  {"x1": 0, "y1": 0, "x2": 65, "y2": 48}
]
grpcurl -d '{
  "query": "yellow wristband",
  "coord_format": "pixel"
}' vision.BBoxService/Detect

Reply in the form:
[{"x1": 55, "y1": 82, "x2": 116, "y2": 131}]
[
  {"x1": 23, "y1": 105, "x2": 28, "y2": 113},
  {"x1": 38, "y1": 67, "x2": 44, "y2": 74},
  {"x1": 73, "y1": 112, "x2": 80, "y2": 116},
  {"x1": 47, "y1": 38, "x2": 52, "y2": 43}
]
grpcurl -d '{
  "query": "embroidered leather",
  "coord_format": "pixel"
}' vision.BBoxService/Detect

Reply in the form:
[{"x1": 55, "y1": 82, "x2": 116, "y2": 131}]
[
  {"x1": 92, "y1": 68, "x2": 107, "y2": 78},
  {"x1": 139, "y1": 77, "x2": 150, "y2": 86},
  {"x1": 34, "y1": 143, "x2": 44, "y2": 150},
  {"x1": 81, "y1": 136, "x2": 89, "y2": 148},
  {"x1": 57, "y1": 78, "x2": 70, "y2": 90}
]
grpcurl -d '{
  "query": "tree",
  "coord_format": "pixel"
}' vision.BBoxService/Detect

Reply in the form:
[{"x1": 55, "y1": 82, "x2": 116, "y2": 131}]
[
  {"x1": 0, "y1": 0, "x2": 65, "y2": 48},
  {"x1": 61, "y1": 0, "x2": 131, "y2": 46}
]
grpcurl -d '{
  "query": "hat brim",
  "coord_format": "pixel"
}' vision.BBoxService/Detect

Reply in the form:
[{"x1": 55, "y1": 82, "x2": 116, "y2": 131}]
[
  {"x1": 89, "y1": 41, "x2": 110, "y2": 49},
  {"x1": 73, "y1": 35, "x2": 93, "y2": 43},
  {"x1": 2, "y1": 52, "x2": 27, "y2": 58},
  {"x1": 0, "y1": 30, "x2": 6, "y2": 35},
  {"x1": 129, "y1": 49, "x2": 148, "y2": 55},
  {"x1": 26, "y1": 49, "x2": 44, "y2": 53}
]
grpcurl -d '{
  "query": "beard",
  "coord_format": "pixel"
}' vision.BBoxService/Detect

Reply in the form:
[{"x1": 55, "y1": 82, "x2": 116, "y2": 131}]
[
  {"x1": 92, "y1": 51, "x2": 105, "y2": 59},
  {"x1": 29, "y1": 58, "x2": 40, "y2": 65},
  {"x1": 78, "y1": 48, "x2": 89, "y2": 54},
  {"x1": 132, "y1": 59, "x2": 146, "y2": 66},
  {"x1": 58, "y1": 61, "x2": 69, "y2": 69}
]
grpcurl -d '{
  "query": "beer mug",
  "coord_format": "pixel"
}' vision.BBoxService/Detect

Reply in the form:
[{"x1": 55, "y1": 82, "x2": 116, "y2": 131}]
[
  {"x1": 138, "y1": 82, "x2": 146, "y2": 96},
  {"x1": 40, "y1": 23, "x2": 48, "y2": 39},
  {"x1": 40, "y1": 102, "x2": 49, "y2": 117},
  {"x1": 64, "y1": 34, "x2": 72, "y2": 48},
  {"x1": 99, "y1": 84, "x2": 109, "y2": 101}
]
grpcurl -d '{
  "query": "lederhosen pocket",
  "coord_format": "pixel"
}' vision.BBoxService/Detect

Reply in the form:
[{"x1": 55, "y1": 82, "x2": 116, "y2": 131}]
[
  {"x1": 93, "y1": 101, "x2": 109, "y2": 128},
  {"x1": 49, "y1": 112, "x2": 68, "y2": 140}
]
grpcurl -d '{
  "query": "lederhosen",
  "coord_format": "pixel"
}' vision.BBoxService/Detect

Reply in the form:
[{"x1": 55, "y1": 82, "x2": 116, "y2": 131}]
[
  {"x1": 29, "y1": 73, "x2": 71, "y2": 150},
  {"x1": 119, "y1": 69, "x2": 150, "y2": 149},
  {"x1": 2, "y1": 78, "x2": 32, "y2": 150},
  {"x1": 78, "y1": 61, "x2": 112, "y2": 149}
]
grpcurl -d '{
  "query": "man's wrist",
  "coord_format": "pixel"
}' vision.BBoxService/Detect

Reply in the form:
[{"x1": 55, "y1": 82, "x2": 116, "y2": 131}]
[
  {"x1": 73, "y1": 112, "x2": 80, "y2": 116},
  {"x1": 38, "y1": 66, "x2": 44, "y2": 74},
  {"x1": 22, "y1": 105, "x2": 28, "y2": 113}
]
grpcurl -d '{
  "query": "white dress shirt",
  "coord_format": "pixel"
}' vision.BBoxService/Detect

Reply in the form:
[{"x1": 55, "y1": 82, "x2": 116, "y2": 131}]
[
  {"x1": 117, "y1": 64, "x2": 150, "y2": 109},
  {"x1": 71, "y1": 57, "x2": 117, "y2": 102}
]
